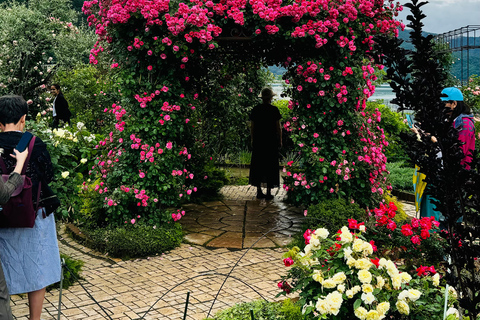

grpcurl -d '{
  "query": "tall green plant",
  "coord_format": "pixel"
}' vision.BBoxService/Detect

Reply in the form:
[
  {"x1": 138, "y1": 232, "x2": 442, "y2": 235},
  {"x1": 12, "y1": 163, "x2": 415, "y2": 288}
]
[
  {"x1": 0, "y1": 0, "x2": 95, "y2": 114},
  {"x1": 376, "y1": 0, "x2": 480, "y2": 316}
]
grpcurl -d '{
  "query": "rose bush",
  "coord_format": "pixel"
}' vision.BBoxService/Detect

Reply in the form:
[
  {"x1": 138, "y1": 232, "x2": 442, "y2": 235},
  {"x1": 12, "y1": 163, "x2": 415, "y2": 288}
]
[
  {"x1": 279, "y1": 224, "x2": 459, "y2": 319},
  {"x1": 27, "y1": 115, "x2": 101, "y2": 220},
  {"x1": 82, "y1": 0, "x2": 404, "y2": 226}
]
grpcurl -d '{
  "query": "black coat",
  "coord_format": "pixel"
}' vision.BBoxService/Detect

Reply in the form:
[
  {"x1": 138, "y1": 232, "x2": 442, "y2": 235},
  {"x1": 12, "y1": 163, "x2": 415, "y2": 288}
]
[{"x1": 54, "y1": 93, "x2": 72, "y2": 121}]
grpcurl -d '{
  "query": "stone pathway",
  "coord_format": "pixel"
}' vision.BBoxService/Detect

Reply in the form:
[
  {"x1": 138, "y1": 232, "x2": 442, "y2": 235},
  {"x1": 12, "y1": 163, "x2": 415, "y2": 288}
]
[
  {"x1": 9, "y1": 185, "x2": 416, "y2": 320},
  {"x1": 181, "y1": 200, "x2": 304, "y2": 249},
  {"x1": 9, "y1": 186, "x2": 298, "y2": 320}
]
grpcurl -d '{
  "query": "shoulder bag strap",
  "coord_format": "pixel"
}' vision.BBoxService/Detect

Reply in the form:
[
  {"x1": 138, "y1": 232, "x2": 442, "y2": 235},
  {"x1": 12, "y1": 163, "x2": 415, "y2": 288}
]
[{"x1": 21, "y1": 136, "x2": 36, "y2": 175}]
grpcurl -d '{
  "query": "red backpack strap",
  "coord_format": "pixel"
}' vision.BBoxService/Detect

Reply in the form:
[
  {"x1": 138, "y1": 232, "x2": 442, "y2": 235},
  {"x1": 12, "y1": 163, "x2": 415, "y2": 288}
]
[{"x1": 21, "y1": 136, "x2": 36, "y2": 175}]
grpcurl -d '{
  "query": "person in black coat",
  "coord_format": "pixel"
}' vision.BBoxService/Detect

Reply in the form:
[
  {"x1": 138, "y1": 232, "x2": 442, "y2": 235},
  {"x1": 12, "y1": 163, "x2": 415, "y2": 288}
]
[
  {"x1": 50, "y1": 84, "x2": 72, "y2": 128},
  {"x1": 249, "y1": 88, "x2": 282, "y2": 200}
]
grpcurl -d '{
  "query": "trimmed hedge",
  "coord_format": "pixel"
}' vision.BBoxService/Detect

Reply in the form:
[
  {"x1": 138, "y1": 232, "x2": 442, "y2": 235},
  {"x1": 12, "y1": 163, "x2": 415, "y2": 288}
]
[{"x1": 82, "y1": 223, "x2": 183, "y2": 259}]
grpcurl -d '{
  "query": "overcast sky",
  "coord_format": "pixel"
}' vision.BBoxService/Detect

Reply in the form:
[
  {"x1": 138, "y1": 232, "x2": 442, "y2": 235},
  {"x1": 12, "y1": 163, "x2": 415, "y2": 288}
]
[{"x1": 396, "y1": 0, "x2": 480, "y2": 34}]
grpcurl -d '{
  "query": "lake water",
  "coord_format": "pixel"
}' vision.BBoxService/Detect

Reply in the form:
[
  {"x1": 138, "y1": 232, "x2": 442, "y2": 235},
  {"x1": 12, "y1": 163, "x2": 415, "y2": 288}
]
[{"x1": 271, "y1": 83, "x2": 398, "y2": 109}]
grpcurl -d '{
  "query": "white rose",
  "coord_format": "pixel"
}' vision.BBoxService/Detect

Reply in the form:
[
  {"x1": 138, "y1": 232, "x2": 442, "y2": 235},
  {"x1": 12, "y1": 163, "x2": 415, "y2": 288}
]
[
  {"x1": 446, "y1": 307, "x2": 459, "y2": 319},
  {"x1": 80, "y1": 158, "x2": 88, "y2": 164},
  {"x1": 61, "y1": 171, "x2": 69, "y2": 179}
]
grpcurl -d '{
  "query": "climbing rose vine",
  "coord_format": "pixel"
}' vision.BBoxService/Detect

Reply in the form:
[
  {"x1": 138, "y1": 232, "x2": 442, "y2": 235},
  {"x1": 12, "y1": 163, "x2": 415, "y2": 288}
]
[{"x1": 83, "y1": 0, "x2": 404, "y2": 225}]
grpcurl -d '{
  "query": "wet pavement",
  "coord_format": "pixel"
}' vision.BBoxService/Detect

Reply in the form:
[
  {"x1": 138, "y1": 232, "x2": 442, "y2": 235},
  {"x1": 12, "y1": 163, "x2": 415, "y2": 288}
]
[{"x1": 180, "y1": 199, "x2": 304, "y2": 249}]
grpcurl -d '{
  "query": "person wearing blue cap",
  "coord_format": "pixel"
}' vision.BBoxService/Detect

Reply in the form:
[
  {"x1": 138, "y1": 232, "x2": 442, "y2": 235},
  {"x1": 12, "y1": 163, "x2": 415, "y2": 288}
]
[
  {"x1": 441, "y1": 87, "x2": 475, "y2": 169},
  {"x1": 413, "y1": 87, "x2": 475, "y2": 224}
]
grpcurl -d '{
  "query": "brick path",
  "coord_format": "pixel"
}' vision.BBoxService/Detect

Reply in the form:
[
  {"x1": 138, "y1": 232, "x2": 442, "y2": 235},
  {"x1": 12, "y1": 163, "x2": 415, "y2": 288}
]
[
  {"x1": 9, "y1": 185, "x2": 416, "y2": 319},
  {"x1": 10, "y1": 186, "x2": 296, "y2": 320}
]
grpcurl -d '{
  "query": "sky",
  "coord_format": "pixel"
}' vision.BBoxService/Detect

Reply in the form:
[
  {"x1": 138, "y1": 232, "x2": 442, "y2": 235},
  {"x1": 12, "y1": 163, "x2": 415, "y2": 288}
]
[{"x1": 396, "y1": 0, "x2": 480, "y2": 34}]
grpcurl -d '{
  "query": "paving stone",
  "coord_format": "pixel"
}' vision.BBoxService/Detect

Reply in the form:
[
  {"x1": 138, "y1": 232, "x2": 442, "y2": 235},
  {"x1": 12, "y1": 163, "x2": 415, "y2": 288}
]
[{"x1": 9, "y1": 185, "x2": 414, "y2": 319}]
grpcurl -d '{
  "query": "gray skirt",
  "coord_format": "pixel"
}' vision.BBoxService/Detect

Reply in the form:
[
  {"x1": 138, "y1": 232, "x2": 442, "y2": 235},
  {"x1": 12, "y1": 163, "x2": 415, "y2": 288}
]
[{"x1": 0, "y1": 210, "x2": 61, "y2": 294}]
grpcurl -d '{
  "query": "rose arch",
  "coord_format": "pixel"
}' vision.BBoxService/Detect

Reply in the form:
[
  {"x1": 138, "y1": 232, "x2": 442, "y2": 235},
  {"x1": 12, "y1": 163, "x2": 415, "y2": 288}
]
[{"x1": 82, "y1": 0, "x2": 404, "y2": 226}]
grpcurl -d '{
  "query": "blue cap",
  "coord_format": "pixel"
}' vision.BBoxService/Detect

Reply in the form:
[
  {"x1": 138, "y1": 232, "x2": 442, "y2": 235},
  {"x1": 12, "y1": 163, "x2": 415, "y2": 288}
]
[{"x1": 441, "y1": 87, "x2": 463, "y2": 101}]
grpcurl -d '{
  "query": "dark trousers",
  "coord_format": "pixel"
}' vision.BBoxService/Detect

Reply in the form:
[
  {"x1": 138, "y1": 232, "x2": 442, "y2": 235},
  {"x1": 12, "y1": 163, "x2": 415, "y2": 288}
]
[
  {"x1": 51, "y1": 117, "x2": 70, "y2": 129},
  {"x1": 0, "y1": 261, "x2": 13, "y2": 320}
]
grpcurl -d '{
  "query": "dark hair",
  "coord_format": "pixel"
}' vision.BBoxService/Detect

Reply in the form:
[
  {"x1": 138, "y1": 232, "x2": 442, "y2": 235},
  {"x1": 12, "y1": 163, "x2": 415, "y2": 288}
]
[
  {"x1": 51, "y1": 84, "x2": 61, "y2": 91},
  {"x1": 0, "y1": 95, "x2": 28, "y2": 126},
  {"x1": 448, "y1": 100, "x2": 471, "y2": 119}
]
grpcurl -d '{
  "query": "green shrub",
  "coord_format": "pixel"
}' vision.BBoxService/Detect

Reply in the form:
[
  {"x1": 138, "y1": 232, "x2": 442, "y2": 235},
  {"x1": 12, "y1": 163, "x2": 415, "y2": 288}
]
[
  {"x1": 190, "y1": 164, "x2": 229, "y2": 201},
  {"x1": 47, "y1": 254, "x2": 84, "y2": 291},
  {"x1": 272, "y1": 99, "x2": 292, "y2": 123},
  {"x1": 83, "y1": 223, "x2": 183, "y2": 259},
  {"x1": 204, "y1": 299, "x2": 303, "y2": 320},
  {"x1": 304, "y1": 198, "x2": 366, "y2": 235},
  {"x1": 386, "y1": 161, "x2": 415, "y2": 192}
]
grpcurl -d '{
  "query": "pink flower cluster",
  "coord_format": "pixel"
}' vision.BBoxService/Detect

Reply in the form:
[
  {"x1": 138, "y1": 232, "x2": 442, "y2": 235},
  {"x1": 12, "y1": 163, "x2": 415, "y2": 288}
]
[{"x1": 172, "y1": 209, "x2": 186, "y2": 221}]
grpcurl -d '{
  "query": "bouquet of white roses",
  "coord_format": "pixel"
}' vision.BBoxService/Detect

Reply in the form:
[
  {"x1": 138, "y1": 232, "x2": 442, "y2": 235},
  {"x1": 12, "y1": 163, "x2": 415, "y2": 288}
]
[{"x1": 279, "y1": 225, "x2": 459, "y2": 319}]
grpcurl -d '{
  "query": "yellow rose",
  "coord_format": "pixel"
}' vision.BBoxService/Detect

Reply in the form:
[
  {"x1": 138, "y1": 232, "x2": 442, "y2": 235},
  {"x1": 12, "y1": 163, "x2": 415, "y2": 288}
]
[
  {"x1": 315, "y1": 299, "x2": 329, "y2": 314},
  {"x1": 354, "y1": 307, "x2": 368, "y2": 320},
  {"x1": 376, "y1": 276, "x2": 385, "y2": 289},
  {"x1": 322, "y1": 278, "x2": 337, "y2": 289},
  {"x1": 432, "y1": 273, "x2": 440, "y2": 287},
  {"x1": 339, "y1": 226, "x2": 353, "y2": 243},
  {"x1": 358, "y1": 269, "x2": 373, "y2": 284},
  {"x1": 396, "y1": 300, "x2": 410, "y2": 315},
  {"x1": 377, "y1": 301, "x2": 390, "y2": 315},
  {"x1": 312, "y1": 270, "x2": 324, "y2": 283},
  {"x1": 346, "y1": 289, "x2": 355, "y2": 299},
  {"x1": 61, "y1": 171, "x2": 70, "y2": 179},
  {"x1": 332, "y1": 272, "x2": 346, "y2": 284},
  {"x1": 401, "y1": 273, "x2": 412, "y2": 283},
  {"x1": 407, "y1": 289, "x2": 422, "y2": 302},
  {"x1": 347, "y1": 257, "x2": 357, "y2": 268},
  {"x1": 337, "y1": 284, "x2": 345, "y2": 293},
  {"x1": 391, "y1": 274, "x2": 402, "y2": 289},
  {"x1": 80, "y1": 158, "x2": 88, "y2": 164},
  {"x1": 353, "y1": 238, "x2": 364, "y2": 252},
  {"x1": 314, "y1": 228, "x2": 329, "y2": 239},
  {"x1": 366, "y1": 310, "x2": 380, "y2": 320},
  {"x1": 362, "y1": 242, "x2": 374, "y2": 255},
  {"x1": 362, "y1": 284, "x2": 373, "y2": 293},
  {"x1": 355, "y1": 258, "x2": 373, "y2": 270},
  {"x1": 326, "y1": 291, "x2": 343, "y2": 308}
]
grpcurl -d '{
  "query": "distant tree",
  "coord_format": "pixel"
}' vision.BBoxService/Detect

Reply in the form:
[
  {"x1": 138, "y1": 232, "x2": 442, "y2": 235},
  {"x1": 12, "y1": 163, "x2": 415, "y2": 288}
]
[{"x1": 0, "y1": 0, "x2": 95, "y2": 113}]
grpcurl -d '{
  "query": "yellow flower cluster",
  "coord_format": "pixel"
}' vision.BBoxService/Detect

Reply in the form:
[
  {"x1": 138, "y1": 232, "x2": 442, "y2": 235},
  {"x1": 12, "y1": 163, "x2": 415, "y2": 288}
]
[
  {"x1": 315, "y1": 291, "x2": 343, "y2": 316},
  {"x1": 297, "y1": 226, "x2": 433, "y2": 320}
]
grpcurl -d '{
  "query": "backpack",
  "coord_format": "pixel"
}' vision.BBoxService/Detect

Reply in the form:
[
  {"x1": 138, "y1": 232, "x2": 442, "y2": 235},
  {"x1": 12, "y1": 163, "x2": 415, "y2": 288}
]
[{"x1": 0, "y1": 137, "x2": 40, "y2": 228}]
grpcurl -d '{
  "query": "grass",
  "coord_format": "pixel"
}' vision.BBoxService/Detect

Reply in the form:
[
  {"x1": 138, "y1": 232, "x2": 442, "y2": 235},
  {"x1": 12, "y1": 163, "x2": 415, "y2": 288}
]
[{"x1": 386, "y1": 161, "x2": 415, "y2": 192}]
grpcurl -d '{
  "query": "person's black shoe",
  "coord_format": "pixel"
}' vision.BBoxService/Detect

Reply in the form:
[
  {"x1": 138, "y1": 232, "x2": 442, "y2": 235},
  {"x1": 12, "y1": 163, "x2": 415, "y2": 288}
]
[
  {"x1": 265, "y1": 194, "x2": 274, "y2": 200},
  {"x1": 256, "y1": 193, "x2": 266, "y2": 199}
]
